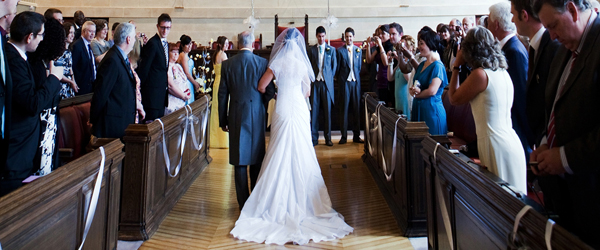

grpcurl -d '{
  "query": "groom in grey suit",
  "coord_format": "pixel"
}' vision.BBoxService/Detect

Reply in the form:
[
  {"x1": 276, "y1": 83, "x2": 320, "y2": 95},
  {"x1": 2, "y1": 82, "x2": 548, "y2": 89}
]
[
  {"x1": 308, "y1": 26, "x2": 337, "y2": 146},
  {"x1": 336, "y1": 27, "x2": 363, "y2": 144},
  {"x1": 218, "y1": 31, "x2": 275, "y2": 209}
]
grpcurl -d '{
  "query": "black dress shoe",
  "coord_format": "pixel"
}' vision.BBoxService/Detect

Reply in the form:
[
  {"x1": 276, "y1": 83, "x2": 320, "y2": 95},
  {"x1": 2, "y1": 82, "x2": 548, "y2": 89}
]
[
  {"x1": 325, "y1": 140, "x2": 334, "y2": 146},
  {"x1": 353, "y1": 137, "x2": 364, "y2": 143},
  {"x1": 339, "y1": 138, "x2": 347, "y2": 144}
]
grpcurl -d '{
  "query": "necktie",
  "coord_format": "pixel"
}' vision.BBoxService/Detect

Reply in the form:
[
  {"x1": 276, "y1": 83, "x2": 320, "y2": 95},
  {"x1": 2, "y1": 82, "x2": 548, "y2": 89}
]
[
  {"x1": 528, "y1": 46, "x2": 535, "y2": 81},
  {"x1": 88, "y1": 44, "x2": 96, "y2": 80},
  {"x1": 318, "y1": 46, "x2": 323, "y2": 71},
  {"x1": 163, "y1": 40, "x2": 168, "y2": 66},
  {"x1": 547, "y1": 52, "x2": 578, "y2": 148}
]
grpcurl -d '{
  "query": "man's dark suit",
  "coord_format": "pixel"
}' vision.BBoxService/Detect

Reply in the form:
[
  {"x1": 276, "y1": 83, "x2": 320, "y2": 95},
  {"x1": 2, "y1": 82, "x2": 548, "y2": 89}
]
[
  {"x1": 71, "y1": 37, "x2": 95, "y2": 95},
  {"x1": 0, "y1": 36, "x2": 12, "y2": 196},
  {"x1": 136, "y1": 34, "x2": 168, "y2": 121},
  {"x1": 502, "y1": 35, "x2": 529, "y2": 162},
  {"x1": 218, "y1": 49, "x2": 275, "y2": 209},
  {"x1": 336, "y1": 45, "x2": 361, "y2": 141},
  {"x1": 90, "y1": 46, "x2": 137, "y2": 139},
  {"x1": 0, "y1": 44, "x2": 61, "y2": 196},
  {"x1": 541, "y1": 15, "x2": 600, "y2": 249},
  {"x1": 308, "y1": 43, "x2": 337, "y2": 144},
  {"x1": 74, "y1": 25, "x2": 81, "y2": 41}
]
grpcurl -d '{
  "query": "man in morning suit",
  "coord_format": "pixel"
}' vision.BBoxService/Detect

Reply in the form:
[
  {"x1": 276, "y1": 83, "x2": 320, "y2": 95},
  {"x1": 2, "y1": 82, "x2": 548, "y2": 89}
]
[
  {"x1": 308, "y1": 26, "x2": 337, "y2": 146},
  {"x1": 532, "y1": 0, "x2": 600, "y2": 248},
  {"x1": 218, "y1": 31, "x2": 275, "y2": 209},
  {"x1": 90, "y1": 23, "x2": 143, "y2": 139},
  {"x1": 137, "y1": 13, "x2": 171, "y2": 122},
  {"x1": 71, "y1": 21, "x2": 96, "y2": 95},
  {"x1": 489, "y1": 1, "x2": 530, "y2": 163},
  {"x1": 0, "y1": 12, "x2": 64, "y2": 196},
  {"x1": 0, "y1": 0, "x2": 19, "y2": 196},
  {"x1": 336, "y1": 27, "x2": 363, "y2": 144}
]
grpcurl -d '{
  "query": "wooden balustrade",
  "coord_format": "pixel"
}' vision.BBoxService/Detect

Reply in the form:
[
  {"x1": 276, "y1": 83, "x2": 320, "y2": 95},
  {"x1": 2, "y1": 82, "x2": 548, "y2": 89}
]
[
  {"x1": 119, "y1": 95, "x2": 212, "y2": 240},
  {"x1": 420, "y1": 136, "x2": 591, "y2": 249},
  {"x1": 362, "y1": 92, "x2": 430, "y2": 237},
  {"x1": 0, "y1": 139, "x2": 124, "y2": 250}
]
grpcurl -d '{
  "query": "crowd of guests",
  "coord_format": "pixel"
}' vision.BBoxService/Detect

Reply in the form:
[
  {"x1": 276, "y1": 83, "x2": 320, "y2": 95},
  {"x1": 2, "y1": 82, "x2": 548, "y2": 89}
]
[{"x1": 0, "y1": 0, "x2": 597, "y2": 247}]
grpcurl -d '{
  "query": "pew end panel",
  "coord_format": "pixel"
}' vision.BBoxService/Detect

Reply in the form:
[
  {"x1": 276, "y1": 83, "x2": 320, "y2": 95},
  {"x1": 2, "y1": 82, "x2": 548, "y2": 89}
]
[
  {"x1": 420, "y1": 137, "x2": 592, "y2": 250},
  {"x1": 119, "y1": 96, "x2": 212, "y2": 241},
  {"x1": 362, "y1": 92, "x2": 429, "y2": 237},
  {"x1": 0, "y1": 139, "x2": 124, "y2": 250}
]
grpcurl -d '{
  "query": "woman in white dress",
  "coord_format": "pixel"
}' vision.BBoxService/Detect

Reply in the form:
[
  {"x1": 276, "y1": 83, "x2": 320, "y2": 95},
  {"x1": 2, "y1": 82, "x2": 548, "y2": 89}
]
[
  {"x1": 230, "y1": 28, "x2": 353, "y2": 245},
  {"x1": 165, "y1": 43, "x2": 191, "y2": 115},
  {"x1": 446, "y1": 26, "x2": 527, "y2": 193}
]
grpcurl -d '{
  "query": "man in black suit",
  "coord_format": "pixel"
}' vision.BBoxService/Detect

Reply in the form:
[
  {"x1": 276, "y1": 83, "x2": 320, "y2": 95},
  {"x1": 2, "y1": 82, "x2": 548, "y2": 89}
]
[
  {"x1": 219, "y1": 31, "x2": 275, "y2": 209},
  {"x1": 532, "y1": 0, "x2": 600, "y2": 248},
  {"x1": 137, "y1": 13, "x2": 171, "y2": 122},
  {"x1": 336, "y1": 27, "x2": 362, "y2": 144},
  {"x1": 308, "y1": 26, "x2": 337, "y2": 146},
  {"x1": 489, "y1": 1, "x2": 530, "y2": 162},
  {"x1": 0, "y1": 0, "x2": 19, "y2": 195},
  {"x1": 0, "y1": 12, "x2": 63, "y2": 196},
  {"x1": 71, "y1": 20, "x2": 96, "y2": 95},
  {"x1": 90, "y1": 23, "x2": 142, "y2": 139},
  {"x1": 73, "y1": 10, "x2": 84, "y2": 41}
]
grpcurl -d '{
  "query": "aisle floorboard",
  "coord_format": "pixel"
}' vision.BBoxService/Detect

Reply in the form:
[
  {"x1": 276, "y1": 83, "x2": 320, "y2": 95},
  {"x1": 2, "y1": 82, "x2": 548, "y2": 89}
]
[{"x1": 139, "y1": 138, "x2": 413, "y2": 249}]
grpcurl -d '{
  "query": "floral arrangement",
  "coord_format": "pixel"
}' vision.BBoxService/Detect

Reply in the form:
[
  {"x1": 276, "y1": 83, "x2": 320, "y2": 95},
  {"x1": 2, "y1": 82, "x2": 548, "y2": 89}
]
[{"x1": 191, "y1": 47, "x2": 215, "y2": 94}]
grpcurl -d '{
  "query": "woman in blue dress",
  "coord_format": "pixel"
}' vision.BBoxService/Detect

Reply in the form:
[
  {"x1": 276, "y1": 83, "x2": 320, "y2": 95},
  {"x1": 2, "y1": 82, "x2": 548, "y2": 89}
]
[
  {"x1": 387, "y1": 35, "x2": 416, "y2": 119},
  {"x1": 177, "y1": 34, "x2": 201, "y2": 104},
  {"x1": 407, "y1": 27, "x2": 448, "y2": 135}
]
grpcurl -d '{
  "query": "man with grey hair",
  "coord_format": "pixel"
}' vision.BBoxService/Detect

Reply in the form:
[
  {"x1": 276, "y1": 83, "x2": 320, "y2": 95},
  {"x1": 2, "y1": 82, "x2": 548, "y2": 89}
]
[
  {"x1": 71, "y1": 20, "x2": 97, "y2": 95},
  {"x1": 219, "y1": 30, "x2": 275, "y2": 209},
  {"x1": 90, "y1": 23, "x2": 142, "y2": 138},
  {"x1": 489, "y1": 1, "x2": 530, "y2": 164},
  {"x1": 462, "y1": 16, "x2": 475, "y2": 31}
]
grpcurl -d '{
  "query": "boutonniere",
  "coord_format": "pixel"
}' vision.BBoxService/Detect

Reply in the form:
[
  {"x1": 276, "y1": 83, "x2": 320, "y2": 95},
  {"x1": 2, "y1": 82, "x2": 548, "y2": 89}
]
[
  {"x1": 325, "y1": 47, "x2": 331, "y2": 52},
  {"x1": 355, "y1": 48, "x2": 360, "y2": 53}
]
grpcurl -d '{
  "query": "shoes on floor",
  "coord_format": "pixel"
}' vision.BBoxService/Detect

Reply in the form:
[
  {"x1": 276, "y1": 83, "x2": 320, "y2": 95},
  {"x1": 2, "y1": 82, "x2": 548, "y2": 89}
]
[
  {"x1": 339, "y1": 138, "x2": 347, "y2": 144},
  {"x1": 353, "y1": 137, "x2": 364, "y2": 143},
  {"x1": 325, "y1": 140, "x2": 334, "y2": 147}
]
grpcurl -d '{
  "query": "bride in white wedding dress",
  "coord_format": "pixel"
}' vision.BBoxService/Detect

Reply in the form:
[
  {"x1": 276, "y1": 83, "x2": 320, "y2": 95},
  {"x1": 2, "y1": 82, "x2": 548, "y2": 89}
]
[{"x1": 229, "y1": 28, "x2": 353, "y2": 245}]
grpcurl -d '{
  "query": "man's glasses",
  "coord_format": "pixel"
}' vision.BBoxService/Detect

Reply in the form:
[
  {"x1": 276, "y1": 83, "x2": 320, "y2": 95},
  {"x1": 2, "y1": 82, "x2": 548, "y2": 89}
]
[{"x1": 159, "y1": 26, "x2": 171, "y2": 30}]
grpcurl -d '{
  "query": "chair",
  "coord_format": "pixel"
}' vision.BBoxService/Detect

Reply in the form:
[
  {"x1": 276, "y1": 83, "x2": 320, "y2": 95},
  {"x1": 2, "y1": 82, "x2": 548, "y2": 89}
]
[
  {"x1": 275, "y1": 14, "x2": 309, "y2": 46},
  {"x1": 254, "y1": 34, "x2": 263, "y2": 50}
]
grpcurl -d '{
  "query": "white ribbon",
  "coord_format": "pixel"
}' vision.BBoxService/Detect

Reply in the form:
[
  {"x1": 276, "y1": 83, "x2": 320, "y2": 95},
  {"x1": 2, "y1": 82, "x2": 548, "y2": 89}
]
[
  {"x1": 78, "y1": 146, "x2": 106, "y2": 250},
  {"x1": 433, "y1": 142, "x2": 454, "y2": 250},
  {"x1": 364, "y1": 97, "x2": 376, "y2": 155},
  {"x1": 545, "y1": 219, "x2": 555, "y2": 250},
  {"x1": 156, "y1": 107, "x2": 189, "y2": 178},
  {"x1": 509, "y1": 205, "x2": 533, "y2": 247},
  {"x1": 377, "y1": 104, "x2": 402, "y2": 181},
  {"x1": 185, "y1": 95, "x2": 210, "y2": 151}
]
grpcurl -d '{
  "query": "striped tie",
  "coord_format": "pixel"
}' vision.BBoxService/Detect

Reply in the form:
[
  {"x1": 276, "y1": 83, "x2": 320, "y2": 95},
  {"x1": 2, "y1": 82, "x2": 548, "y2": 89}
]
[
  {"x1": 548, "y1": 52, "x2": 578, "y2": 148},
  {"x1": 163, "y1": 40, "x2": 168, "y2": 66}
]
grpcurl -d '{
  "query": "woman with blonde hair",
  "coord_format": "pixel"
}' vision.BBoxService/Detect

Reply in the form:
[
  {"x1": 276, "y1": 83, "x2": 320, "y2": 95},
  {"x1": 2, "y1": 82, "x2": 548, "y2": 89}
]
[{"x1": 447, "y1": 26, "x2": 526, "y2": 193}]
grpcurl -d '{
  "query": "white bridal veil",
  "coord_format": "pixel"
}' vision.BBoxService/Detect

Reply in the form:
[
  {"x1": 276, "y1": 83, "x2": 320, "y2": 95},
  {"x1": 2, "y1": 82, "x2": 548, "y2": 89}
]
[{"x1": 267, "y1": 27, "x2": 315, "y2": 96}]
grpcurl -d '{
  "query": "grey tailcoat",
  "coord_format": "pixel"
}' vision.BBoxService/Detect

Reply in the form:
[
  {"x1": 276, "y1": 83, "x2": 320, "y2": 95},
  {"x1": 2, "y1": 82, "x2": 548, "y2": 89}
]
[
  {"x1": 218, "y1": 50, "x2": 275, "y2": 166},
  {"x1": 308, "y1": 44, "x2": 337, "y2": 104}
]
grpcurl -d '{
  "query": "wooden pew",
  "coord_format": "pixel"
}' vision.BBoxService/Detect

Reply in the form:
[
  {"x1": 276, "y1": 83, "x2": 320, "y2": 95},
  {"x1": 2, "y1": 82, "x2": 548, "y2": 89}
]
[
  {"x1": 0, "y1": 139, "x2": 124, "y2": 250},
  {"x1": 362, "y1": 92, "x2": 430, "y2": 236},
  {"x1": 119, "y1": 96, "x2": 212, "y2": 240},
  {"x1": 58, "y1": 93, "x2": 93, "y2": 165},
  {"x1": 420, "y1": 137, "x2": 591, "y2": 249}
]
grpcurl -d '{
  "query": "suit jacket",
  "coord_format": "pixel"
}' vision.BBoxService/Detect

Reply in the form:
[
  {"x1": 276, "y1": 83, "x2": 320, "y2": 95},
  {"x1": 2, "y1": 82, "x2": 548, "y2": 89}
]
[
  {"x1": 136, "y1": 34, "x2": 168, "y2": 120},
  {"x1": 502, "y1": 35, "x2": 529, "y2": 150},
  {"x1": 90, "y1": 46, "x2": 137, "y2": 138},
  {"x1": 0, "y1": 36, "x2": 12, "y2": 142},
  {"x1": 4, "y1": 44, "x2": 61, "y2": 178},
  {"x1": 308, "y1": 44, "x2": 337, "y2": 104},
  {"x1": 218, "y1": 50, "x2": 274, "y2": 166},
  {"x1": 74, "y1": 25, "x2": 81, "y2": 41},
  {"x1": 336, "y1": 44, "x2": 362, "y2": 86},
  {"x1": 71, "y1": 37, "x2": 96, "y2": 95},
  {"x1": 526, "y1": 30, "x2": 560, "y2": 146}
]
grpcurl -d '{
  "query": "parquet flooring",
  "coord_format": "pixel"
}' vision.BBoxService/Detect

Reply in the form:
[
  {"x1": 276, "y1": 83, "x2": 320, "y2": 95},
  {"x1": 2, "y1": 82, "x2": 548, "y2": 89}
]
[{"x1": 139, "y1": 139, "x2": 413, "y2": 249}]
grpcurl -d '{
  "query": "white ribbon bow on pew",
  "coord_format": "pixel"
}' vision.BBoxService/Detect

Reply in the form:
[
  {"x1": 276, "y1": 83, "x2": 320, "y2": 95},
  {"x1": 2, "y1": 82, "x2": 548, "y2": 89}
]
[
  {"x1": 185, "y1": 95, "x2": 210, "y2": 151},
  {"x1": 79, "y1": 146, "x2": 106, "y2": 250},
  {"x1": 157, "y1": 108, "x2": 189, "y2": 178}
]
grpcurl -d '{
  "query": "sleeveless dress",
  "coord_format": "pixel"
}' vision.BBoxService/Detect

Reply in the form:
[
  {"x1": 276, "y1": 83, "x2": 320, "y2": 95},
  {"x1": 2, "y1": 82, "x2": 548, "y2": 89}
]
[
  {"x1": 394, "y1": 68, "x2": 411, "y2": 119},
  {"x1": 471, "y1": 69, "x2": 527, "y2": 193},
  {"x1": 165, "y1": 63, "x2": 190, "y2": 116},
  {"x1": 186, "y1": 57, "x2": 195, "y2": 105},
  {"x1": 411, "y1": 60, "x2": 448, "y2": 135},
  {"x1": 209, "y1": 63, "x2": 229, "y2": 148},
  {"x1": 230, "y1": 53, "x2": 353, "y2": 245}
]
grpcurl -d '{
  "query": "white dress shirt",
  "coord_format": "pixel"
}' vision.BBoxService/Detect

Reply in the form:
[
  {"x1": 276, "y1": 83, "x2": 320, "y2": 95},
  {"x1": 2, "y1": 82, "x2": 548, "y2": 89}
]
[
  {"x1": 317, "y1": 44, "x2": 326, "y2": 81},
  {"x1": 346, "y1": 45, "x2": 355, "y2": 82}
]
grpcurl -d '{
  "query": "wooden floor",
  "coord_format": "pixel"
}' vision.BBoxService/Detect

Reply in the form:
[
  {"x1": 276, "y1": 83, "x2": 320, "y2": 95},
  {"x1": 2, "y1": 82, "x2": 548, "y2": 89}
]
[{"x1": 139, "y1": 139, "x2": 414, "y2": 249}]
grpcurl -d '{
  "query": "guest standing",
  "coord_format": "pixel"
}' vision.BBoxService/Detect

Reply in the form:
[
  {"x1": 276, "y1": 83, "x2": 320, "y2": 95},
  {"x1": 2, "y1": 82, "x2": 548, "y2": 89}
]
[
  {"x1": 91, "y1": 19, "x2": 110, "y2": 64},
  {"x1": 308, "y1": 26, "x2": 337, "y2": 146},
  {"x1": 73, "y1": 11, "x2": 85, "y2": 41},
  {"x1": 407, "y1": 27, "x2": 448, "y2": 135},
  {"x1": 366, "y1": 25, "x2": 393, "y2": 106},
  {"x1": 165, "y1": 43, "x2": 190, "y2": 116},
  {"x1": 137, "y1": 13, "x2": 171, "y2": 122},
  {"x1": 447, "y1": 26, "x2": 527, "y2": 193},
  {"x1": 176, "y1": 34, "x2": 201, "y2": 104},
  {"x1": 58, "y1": 22, "x2": 78, "y2": 98},
  {"x1": 71, "y1": 21, "x2": 96, "y2": 95},
  {"x1": 209, "y1": 36, "x2": 229, "y2": 148},
  {"x1": 0, "y1": 12, "x2": 63, "y2": 196},
  {"x1": 388, "y1": 35, "x2": 415, "y2": 119},
  {"x1": 336, "y1": 27, "x2": 362, "y2": 144},
  {"x1": 90, "y1": 23, "x2": 139, "y2": 139}
]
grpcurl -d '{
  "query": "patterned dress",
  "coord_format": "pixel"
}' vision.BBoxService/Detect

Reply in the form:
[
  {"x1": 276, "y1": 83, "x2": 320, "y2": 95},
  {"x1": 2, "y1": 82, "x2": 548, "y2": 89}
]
[{"x1": 57, "y1": 49, "x2": 75, "y2": 99}]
